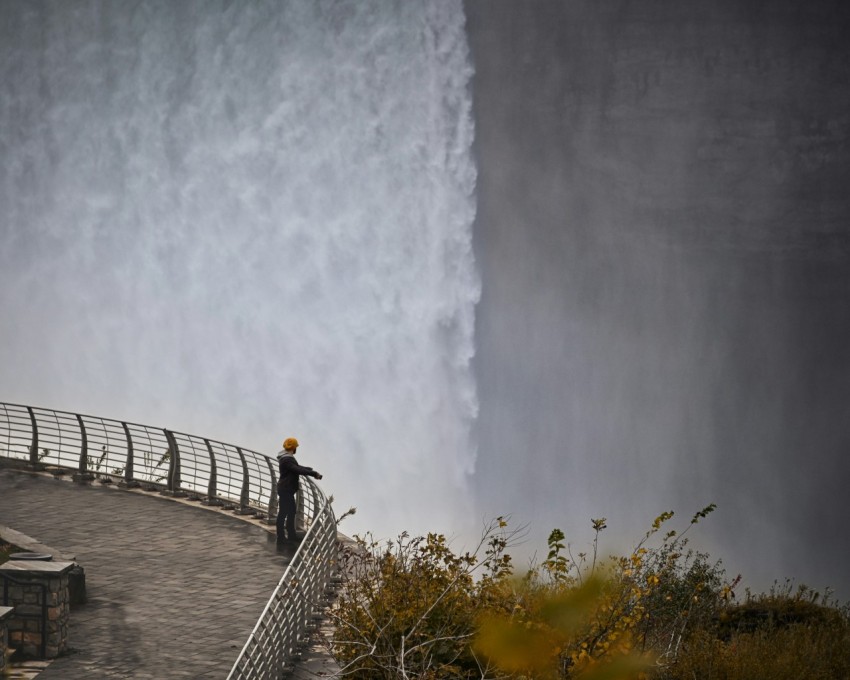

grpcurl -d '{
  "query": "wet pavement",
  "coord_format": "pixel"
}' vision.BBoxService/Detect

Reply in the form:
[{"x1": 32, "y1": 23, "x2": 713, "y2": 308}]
[{"x1": 0, "y1": 468, "x2": 299, "y2": 679}]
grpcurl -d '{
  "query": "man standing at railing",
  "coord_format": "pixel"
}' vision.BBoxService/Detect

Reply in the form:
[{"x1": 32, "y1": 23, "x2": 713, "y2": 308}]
[{"x1": 276, "y1": 437, "x2": 323, "y2": 544}]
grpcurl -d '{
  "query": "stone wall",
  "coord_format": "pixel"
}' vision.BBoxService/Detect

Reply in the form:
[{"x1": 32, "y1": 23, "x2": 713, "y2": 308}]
[
  {"x1": 0, "y1": 606, "x2": 13, "y2": 673},
  {"x1": 0, "y1": 561, "x2": 73, "y2": 659}
]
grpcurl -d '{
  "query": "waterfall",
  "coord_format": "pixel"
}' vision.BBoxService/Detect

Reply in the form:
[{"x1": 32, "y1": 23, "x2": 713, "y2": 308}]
[{"x1": 0, "y1": 0, "x2": 479, "y2": 536}]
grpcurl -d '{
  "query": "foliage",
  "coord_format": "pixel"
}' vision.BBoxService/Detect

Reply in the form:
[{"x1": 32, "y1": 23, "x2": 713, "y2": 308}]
[
  {"x1": 476, "y1": 505, "x2": 728, "y2": 679},
  {"x1": 328, "y1": 506, "x2": 848, "y2": 680},
  {"x1": 0, "y1": 540, "x2": 24, "y2": 566},
  {"x1": 331, "y1": 518, "x2": 518, "y2": 678},
  {"x1": 662, "y1": 583, "x2": 850, "y2": 680},
  {"x1": 716, "y1": 580, "x2": 844, "y2": 639}
]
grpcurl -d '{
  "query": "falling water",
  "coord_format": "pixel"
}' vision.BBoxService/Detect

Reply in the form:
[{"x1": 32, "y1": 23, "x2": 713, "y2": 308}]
[{"x1": 0, "y1": 1, "x2": 479, "y2": 536}]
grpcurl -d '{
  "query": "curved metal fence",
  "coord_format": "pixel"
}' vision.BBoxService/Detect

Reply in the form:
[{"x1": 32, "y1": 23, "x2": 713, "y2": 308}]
[
  {"x1": 0, "y1": 402, "x2": 281, "y2": 514},
  {"x1": 0, "y1": 401, "x2": 339, "y2": 678},
  {"x1": 227, "y1": 475, "x2": 338, "y2": 680}
]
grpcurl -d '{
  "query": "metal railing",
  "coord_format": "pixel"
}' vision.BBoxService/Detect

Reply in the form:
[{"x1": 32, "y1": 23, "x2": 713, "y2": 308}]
[
  {"x1": 0, "y1": 402, "x2": 280, "y2": 515},
  {"x1": 0, "y1": 401, "x2": 339, "y2": 678},
  {"x1": 227, "y1": 475, "x2": 338, "y2": 679}
]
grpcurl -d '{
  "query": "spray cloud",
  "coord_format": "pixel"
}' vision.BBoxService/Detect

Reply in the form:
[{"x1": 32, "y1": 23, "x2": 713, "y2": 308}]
[{"x1": 0, "y1": 0, "x2": 480, "y2": 538}]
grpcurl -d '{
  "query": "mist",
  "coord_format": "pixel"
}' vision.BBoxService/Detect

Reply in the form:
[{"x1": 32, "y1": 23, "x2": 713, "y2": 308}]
[
  {"x1": 466, "y1": 0, "x2": 850, "y2": 598},
  {"x1": 0, "y1": 1, "x2": 479, "y2": 536},
  {"x1": 2, "y1": 0, "x2": 850, "y2": 600}
]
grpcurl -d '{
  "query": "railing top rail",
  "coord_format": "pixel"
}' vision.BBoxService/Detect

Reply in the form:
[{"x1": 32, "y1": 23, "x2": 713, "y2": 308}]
[
  {"x1": 2, "y1": 401, "x2": 164, "y2": 432},
  {"x1": 0, "y1": 401, "x2": 272, "y2": 461}
]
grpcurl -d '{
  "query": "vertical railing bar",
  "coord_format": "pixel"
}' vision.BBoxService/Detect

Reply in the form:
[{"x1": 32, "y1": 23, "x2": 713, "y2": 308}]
[
  {"x1": 141, "y1": 425, "x2": 156, "y2": 484},
  {"x1": 96, "y1": 417, "x2": 108, "y2": 478},
  {"x1": 163, "y1": 429, "x2": 185, "y2": 496},
  {"x1": 203, "y1": 438, "x2": 218, "y2": 502},
  {"x1": 74, "y1": 413, "x2": 92, "y2": 482},
  {"x1": 109, "y1": 417, "x2": 121, "y2": 477},
  {"x1": 50, "y1": 409, "x2": 62, "y2": 465},
  {"x1": 264, "y1": 456, "x2": 277, "y2": 524},
  {"x1": 166, "y1": 429, "x2": 177, "y2": 491},
  {"x1": 27, "y1": 406, "x2": 38, "y2": 466},
  {"x1": 120, "y1": 422, "x2": 139, "y2": 488},
  {"x1": 235, "y1": 447, "x2": 252, "y2": 515},
  {"x1": 1, "y1": 404, "x2": 8, "y2": 458}
]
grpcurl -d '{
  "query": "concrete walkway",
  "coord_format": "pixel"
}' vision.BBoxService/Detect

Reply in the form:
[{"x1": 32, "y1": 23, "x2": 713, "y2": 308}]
[{"x1": 0, "y1": 468, "x2": 308, "y2": 679}]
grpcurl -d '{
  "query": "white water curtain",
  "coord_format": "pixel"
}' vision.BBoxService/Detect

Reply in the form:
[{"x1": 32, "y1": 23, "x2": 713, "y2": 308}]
[{"x1": 0, "y1": 0, "x2": 480, "y2": 536}]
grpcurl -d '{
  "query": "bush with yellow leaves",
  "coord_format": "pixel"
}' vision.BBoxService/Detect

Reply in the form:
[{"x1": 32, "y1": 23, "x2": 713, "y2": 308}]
[
  {"x1": 476, "y1": 506, "x2": 725, "y2": 679},
  {"x1": 666, "y1": 581, "x2": 850, "y2": 680},
  {"x1": 328, "y1": 505, "x2": 847, "y2": 679},
  {"x1": 331, "y1": 518, "x2": 519, "y2": 679}
]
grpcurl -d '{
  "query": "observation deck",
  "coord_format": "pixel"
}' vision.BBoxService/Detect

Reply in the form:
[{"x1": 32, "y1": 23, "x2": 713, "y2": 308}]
[{"x1": 0, "y1": 402, "x2": 339, "y2": 679}]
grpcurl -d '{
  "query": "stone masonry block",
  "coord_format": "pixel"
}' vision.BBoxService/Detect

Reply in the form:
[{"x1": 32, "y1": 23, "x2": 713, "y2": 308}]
[
  {"x1": 0, "y1": 607, "x2": 11, "y2": 677},
  {"x1": 0, "y1": 560, "x2": 75, "y2": 659},
  {"x1": 12, "y1": 604, "x2": 41, "y2": 617}
]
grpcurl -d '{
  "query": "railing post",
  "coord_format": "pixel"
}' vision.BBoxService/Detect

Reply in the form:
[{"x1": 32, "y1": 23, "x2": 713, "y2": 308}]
[
  {"x1": 264, "y1": 456, "x2": 278, "y2": 525},
  {"x1": 73, "y1": 414, "x2": 94, "y2": 483},
  {"x1": 162, "y1": 430, "x2": 185, "y2": 497},
  {"x1": 234, "y1": 448, "x2": 253, "y2": 515},
  {"x1": 202, "y1": 439, "x2": 223, "y2": 506},
  {"x1": 27, "y1": 407, "x2": 38, "y2": 467},
  {"x1": 119, "y1": 422, "x2": 139, "y2": 488}
]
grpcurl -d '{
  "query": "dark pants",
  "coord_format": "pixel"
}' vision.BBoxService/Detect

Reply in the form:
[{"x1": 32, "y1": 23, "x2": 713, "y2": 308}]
[{"x1": 277, "y1": 489, "x2": 297, "y2": 540}]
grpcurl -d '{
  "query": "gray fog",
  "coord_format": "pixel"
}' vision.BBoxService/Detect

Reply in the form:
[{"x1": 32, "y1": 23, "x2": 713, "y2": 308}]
[
  {"x1": 467, "y1": 0, "x2": 850, "y2": 597},
  {"x1": 1, "y1": 1, "x2": 849, "y2": 598}
]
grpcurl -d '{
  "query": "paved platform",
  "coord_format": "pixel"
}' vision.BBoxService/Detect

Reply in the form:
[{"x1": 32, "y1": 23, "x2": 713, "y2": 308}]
[{"x1": 0, "y1": 468, "x2": 302, "y2": 679}]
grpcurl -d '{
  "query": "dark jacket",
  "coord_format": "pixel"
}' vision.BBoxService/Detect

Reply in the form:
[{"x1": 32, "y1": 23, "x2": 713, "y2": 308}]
[{"x1": 277, "y1": 452, "x2": 318, "y2": 493}]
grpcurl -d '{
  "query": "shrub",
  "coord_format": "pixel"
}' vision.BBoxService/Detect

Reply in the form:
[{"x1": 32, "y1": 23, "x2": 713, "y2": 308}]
[
  {"x1": 331, "y1": 518, "x2": 517, "y2": 679},
  {"x1": 664, "y1": 584, "x2": 850, "y2": 680},
  {"x1": 476, "y1": 506, "x2": 730, "y2": 679},
  {"x1": 667, "y1": 619, "x2": 850, "y2": 680},
  {"x1": 328, "y1": 507, "x2": 847, "y2": 680},
  {"x1": 0, "y1": 540, "x2": 24, "y2": 566}
]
